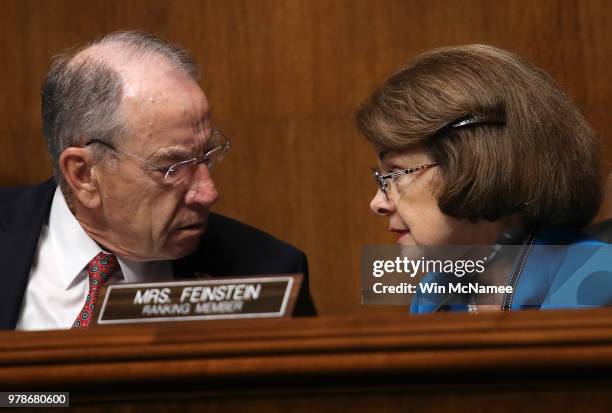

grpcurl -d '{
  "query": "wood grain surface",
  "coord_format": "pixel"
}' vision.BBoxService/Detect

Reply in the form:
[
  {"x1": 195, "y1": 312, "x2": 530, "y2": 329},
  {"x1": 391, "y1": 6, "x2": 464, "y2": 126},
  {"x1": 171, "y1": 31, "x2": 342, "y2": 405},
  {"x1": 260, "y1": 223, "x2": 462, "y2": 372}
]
[
  {"x1": 1, "y1": 0, "x2": 611, "y2": 314},
  {"x1": 2, "y1": 309, "x2": 612, "y2": 411}
]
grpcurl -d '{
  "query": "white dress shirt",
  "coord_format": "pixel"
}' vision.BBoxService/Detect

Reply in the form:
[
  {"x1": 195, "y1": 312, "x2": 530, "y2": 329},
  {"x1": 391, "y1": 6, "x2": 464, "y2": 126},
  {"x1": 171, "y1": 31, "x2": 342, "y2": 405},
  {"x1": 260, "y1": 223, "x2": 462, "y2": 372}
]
[{"x1": 16, "y1": 188, "x2": 173, "y2": 331}]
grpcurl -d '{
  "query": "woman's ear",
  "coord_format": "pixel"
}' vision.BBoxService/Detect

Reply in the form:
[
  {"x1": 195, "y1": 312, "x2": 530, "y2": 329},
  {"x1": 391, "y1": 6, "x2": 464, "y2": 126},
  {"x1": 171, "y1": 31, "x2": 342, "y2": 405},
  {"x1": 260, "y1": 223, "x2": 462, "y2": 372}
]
[{"x1": 59, "y1": 147, "x2": 102, "y2": 209}]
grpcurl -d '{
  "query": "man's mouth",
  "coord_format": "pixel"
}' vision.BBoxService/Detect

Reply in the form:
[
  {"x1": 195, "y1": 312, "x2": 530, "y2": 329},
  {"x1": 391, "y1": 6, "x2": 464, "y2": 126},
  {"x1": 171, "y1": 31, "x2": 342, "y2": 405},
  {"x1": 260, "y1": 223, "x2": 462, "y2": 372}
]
[{"x1": 178, "y1": 220, "x2": 207, "y2": 232}]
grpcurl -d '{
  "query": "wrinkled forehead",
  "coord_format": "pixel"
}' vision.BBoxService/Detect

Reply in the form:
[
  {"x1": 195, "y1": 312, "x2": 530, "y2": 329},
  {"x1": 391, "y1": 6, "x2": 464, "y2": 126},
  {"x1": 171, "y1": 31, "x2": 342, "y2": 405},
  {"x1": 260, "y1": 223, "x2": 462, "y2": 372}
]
[{"x1": 121, "y1": 82, "x2": 210, "y2": 157}]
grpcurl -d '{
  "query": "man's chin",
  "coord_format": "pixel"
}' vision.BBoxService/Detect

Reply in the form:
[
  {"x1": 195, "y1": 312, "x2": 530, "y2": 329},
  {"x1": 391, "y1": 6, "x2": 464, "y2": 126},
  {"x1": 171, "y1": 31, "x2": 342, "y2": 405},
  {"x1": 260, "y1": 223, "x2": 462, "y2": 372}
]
[{"x1": 165, "y1": 232, "x2": 203, "y2": 259}]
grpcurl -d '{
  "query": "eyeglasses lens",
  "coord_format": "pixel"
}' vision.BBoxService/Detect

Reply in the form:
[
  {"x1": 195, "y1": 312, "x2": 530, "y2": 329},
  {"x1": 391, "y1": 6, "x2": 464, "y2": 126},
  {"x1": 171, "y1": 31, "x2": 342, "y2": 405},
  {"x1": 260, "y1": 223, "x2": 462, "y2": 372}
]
[{"x1": 163, "y1": 131, "x2": 231, "y2": 184}]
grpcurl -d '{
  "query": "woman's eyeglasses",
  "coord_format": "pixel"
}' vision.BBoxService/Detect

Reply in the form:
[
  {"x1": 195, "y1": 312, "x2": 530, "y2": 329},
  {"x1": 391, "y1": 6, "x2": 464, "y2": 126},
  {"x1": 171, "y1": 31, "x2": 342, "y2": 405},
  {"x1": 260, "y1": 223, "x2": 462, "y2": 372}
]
[{"x1": 371, "y1": 162, "x2": 438, "y2": 199}]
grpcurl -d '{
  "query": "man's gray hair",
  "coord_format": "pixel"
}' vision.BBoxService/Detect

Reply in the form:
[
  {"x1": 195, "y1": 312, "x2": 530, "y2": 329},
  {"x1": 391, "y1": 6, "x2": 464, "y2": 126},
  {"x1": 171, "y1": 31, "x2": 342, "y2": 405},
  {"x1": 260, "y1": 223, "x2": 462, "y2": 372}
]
[{"x1": 41, "y1": 30, "x2": 200, "y2": 186}]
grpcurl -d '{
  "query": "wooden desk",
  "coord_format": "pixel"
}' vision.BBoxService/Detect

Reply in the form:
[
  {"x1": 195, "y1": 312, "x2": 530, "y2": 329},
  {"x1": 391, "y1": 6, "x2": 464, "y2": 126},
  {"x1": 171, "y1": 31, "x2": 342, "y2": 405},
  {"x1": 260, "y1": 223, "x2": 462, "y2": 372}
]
[{"x1": 1, "y1": 309, "x2": 612, "y2": 412}]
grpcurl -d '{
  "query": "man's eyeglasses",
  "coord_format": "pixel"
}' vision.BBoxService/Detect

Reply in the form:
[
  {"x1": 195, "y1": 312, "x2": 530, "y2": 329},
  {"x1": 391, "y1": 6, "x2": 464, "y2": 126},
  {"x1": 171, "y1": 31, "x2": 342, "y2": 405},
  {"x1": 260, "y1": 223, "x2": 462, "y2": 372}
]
[
  {"x1": 372, "y1": 162, "x2": 438, "y2": 199},
  {"x1": 84, "y1": 129, "x2": 231, "y2": 185}
]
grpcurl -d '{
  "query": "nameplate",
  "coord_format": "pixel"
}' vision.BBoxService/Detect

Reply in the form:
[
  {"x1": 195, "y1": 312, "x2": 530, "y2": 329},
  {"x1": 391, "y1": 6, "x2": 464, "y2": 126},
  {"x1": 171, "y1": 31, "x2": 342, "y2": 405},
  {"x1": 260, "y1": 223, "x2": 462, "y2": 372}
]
[{"x1": 95, "y1": 274, "x2": 302, "y2": 325}]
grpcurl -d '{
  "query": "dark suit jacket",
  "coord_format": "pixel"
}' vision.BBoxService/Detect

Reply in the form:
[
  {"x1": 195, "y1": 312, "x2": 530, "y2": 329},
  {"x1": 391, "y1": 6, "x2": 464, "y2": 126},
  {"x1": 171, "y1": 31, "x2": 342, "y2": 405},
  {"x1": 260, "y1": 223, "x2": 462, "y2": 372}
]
[{"x1": 0, "y1": 179, "x2": 316, "y2": 329}]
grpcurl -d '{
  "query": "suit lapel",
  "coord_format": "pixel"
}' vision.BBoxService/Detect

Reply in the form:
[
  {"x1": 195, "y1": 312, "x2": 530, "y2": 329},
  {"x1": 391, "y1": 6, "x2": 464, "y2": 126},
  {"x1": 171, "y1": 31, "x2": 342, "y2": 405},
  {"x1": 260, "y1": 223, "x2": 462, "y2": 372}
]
[{"x1": 0, "y1": 179, "x2": 56, "y2": 329}]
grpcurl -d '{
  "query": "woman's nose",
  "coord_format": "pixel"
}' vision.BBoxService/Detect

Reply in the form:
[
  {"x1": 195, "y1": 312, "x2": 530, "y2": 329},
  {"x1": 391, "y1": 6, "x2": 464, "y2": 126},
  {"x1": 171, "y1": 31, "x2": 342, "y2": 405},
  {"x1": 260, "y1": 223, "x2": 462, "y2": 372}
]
[{"x1": 370, "y1": 189, "x2": 395, "y2": 216}]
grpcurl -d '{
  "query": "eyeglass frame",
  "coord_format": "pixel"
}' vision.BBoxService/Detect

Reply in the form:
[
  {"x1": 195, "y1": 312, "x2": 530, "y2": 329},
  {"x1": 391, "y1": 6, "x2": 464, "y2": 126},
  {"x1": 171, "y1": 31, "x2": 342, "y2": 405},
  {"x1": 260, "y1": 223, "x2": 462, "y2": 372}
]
[
  {"x1": 371, "y1": 114, "x2": 504, "y2": 199},
  {"x1": 372, "y1": 161, "x2": 438, "y2": 199},
  {"x1": 82, "y1": 129, "x2": 231, "y2": 181}
]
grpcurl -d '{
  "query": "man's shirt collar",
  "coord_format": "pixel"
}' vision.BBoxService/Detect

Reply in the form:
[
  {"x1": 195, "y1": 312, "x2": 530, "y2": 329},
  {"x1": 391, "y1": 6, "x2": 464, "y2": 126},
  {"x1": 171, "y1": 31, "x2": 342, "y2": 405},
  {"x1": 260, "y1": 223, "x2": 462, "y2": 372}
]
[{"x1": 49, "y1": 188, "x2": 103, "y2": 290}]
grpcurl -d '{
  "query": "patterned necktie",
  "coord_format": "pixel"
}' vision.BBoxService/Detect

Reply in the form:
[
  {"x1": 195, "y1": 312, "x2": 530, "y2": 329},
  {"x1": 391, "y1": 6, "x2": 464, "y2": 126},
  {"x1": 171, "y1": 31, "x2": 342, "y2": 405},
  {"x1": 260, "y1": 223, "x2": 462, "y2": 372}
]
[{"x1": 72, "y1": 252, "x2": 120, "y2": 329}]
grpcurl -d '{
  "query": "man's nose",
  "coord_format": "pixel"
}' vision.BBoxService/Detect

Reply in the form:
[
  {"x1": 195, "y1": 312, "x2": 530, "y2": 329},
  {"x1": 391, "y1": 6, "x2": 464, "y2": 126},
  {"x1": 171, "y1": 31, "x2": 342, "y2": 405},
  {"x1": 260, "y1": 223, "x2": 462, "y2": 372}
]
[
  {"x1": 185, "y1": 164, "x2": 218, "y2": 207},
  {"x1": 370, "y1": 189, "x2": 395, "y2": 216}
]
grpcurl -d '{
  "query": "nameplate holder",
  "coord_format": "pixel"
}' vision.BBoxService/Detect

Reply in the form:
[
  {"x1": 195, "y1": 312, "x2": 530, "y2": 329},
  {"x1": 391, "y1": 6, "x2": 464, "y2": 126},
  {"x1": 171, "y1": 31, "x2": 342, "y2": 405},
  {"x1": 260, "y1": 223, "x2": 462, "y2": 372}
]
[{"x1": 94, "y1": 274, "x2": 302, "y2": 325}]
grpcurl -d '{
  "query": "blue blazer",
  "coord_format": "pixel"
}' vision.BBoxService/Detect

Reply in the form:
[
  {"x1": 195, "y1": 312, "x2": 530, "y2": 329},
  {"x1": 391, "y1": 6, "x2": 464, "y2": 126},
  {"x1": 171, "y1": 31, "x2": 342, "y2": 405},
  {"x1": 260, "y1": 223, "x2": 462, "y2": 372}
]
[
  {"x1": 0, "y1": 179, "x2": 317, "y2": 329},
  {"x1": 411, "y1": 227, "x2": 612, "y2": 313}
]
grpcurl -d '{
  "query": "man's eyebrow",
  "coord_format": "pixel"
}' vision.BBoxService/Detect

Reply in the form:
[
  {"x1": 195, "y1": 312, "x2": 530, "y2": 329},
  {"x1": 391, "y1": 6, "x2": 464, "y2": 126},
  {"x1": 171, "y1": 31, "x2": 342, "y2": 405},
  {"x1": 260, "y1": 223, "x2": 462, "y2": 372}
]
[{"x1": 148, "y1": 147, "x2": 194, "y2": 164}]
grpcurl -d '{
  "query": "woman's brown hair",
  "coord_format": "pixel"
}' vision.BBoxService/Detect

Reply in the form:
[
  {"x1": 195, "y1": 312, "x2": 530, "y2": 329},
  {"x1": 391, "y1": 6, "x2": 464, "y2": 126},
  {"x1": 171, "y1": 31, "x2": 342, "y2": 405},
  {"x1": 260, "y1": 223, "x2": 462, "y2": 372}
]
[{"x1": 356, "y1": 44, "x2": 601, "y2": 228}]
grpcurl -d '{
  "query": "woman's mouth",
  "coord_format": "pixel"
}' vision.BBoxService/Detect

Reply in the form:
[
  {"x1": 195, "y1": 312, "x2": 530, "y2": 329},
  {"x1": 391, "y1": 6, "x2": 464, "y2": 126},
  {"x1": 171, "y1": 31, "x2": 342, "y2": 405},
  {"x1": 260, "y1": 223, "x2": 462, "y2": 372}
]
[{"x1": 390, "y1": 228, "x2": 410, "y2": 243}]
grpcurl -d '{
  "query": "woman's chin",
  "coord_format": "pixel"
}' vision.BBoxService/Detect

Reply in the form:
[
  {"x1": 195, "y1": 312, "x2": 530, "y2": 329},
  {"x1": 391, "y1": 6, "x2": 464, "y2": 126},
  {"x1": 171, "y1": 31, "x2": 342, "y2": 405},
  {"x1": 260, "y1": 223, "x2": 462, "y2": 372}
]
[{"x1": 397, "y1": 233, "x2": 416, "y2": 246}]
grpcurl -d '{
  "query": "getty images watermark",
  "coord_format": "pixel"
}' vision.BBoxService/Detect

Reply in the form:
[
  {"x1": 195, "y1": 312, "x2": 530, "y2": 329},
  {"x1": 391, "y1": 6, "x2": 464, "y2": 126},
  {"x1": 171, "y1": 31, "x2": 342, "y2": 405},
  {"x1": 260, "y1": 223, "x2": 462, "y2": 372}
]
[
  {"x1": 361, "y1": 244, "x2": 612, "y2": 306},
  {"x1": 361, "y1": 245, "x2": 510, "y2": 305}
]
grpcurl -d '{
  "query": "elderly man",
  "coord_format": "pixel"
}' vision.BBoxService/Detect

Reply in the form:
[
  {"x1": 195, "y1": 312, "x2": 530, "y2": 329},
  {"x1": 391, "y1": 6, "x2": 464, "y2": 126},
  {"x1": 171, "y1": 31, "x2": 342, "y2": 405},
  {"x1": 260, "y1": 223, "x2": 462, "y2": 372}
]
[{"x1": 0, "y1": 31, "x2": 316, "y2": 330}]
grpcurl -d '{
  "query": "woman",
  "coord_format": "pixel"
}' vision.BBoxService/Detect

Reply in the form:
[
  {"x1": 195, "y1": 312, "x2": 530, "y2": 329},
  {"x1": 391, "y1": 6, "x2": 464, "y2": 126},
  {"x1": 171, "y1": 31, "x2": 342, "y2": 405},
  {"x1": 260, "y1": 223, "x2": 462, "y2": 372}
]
[{"x1": 356, "y1": 45, "x2": 612, "y2": 313}]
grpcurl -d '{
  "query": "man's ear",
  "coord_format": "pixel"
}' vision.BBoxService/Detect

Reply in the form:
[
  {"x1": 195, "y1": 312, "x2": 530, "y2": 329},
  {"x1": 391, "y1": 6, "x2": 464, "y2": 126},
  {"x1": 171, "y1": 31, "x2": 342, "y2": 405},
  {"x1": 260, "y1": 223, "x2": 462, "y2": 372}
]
[{"x1": 59, "y1": 147, "x2": 102, "y2": 209}]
